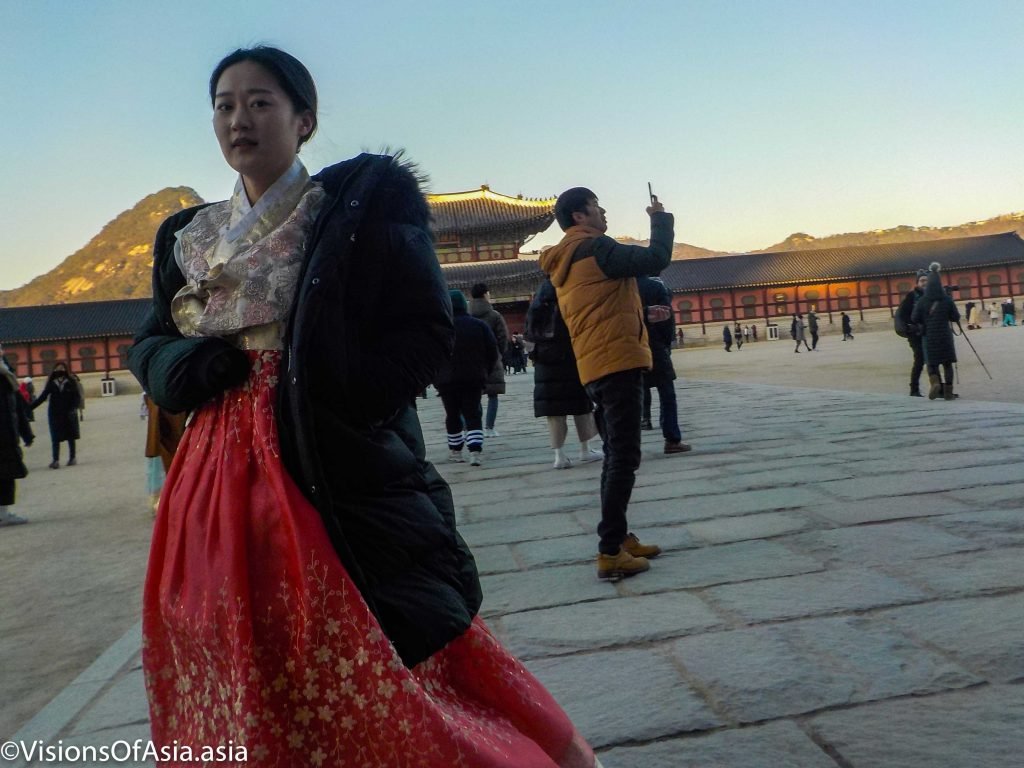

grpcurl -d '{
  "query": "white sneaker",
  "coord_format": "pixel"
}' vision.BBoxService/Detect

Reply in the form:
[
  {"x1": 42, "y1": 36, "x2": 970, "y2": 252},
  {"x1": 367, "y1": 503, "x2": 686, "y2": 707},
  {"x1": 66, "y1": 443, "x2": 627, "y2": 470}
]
[
  {"x1": 448, "y1": 449, "x2": 465, "y2": 463},
  {"x1": 0, "y1": 513, "x2": 28, "y2": 527},
  {"x1": 484, "y1": 428, "x2": 500, "y2": 438},
  {"x1": 469, "y1": 453, "x2": 482, "y2": 466},
  {"x1": 553, "y1": 455, "x2": 573, "y2": 470},
  {"x1": 579, "y1": 448, "x2": 604, "y2": 463}
]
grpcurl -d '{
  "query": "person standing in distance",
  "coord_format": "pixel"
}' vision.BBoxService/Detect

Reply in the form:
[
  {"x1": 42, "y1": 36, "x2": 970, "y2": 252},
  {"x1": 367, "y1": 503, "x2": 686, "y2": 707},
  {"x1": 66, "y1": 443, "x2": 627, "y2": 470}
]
[
  {"x1": 896, "y1": 270, "x2": 928, "y2": 397},
  {"x1": 540, "y1": 188, "x2": 672, "y2": 581},
  {"x1": 468, "y1": 282, "x2": 508, "y2": 438}
]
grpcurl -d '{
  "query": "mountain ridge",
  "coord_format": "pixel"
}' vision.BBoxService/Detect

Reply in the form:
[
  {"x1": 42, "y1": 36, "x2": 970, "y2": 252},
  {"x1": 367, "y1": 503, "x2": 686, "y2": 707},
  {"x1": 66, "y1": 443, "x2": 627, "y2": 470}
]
[{"x1": 2, "y1": 187, "x2": 1021, "y2": 307}]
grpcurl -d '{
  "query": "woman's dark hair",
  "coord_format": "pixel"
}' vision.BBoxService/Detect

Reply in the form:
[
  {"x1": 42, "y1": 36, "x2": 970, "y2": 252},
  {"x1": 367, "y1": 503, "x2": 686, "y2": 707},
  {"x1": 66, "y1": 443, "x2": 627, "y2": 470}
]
[
  {"x1": 209, "y1": 46, "x2": 318, "y2": 147},
  {"x1": 554, "y1": 187, "x2": 597, "y2": 230}
]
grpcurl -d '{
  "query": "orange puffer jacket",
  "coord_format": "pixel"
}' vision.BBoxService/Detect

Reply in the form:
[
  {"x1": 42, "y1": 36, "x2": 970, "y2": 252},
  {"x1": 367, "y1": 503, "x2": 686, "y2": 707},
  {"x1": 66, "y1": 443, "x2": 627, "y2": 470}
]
[{"x1": 539, "y1": 213, "x2": 673, "y2": 385}]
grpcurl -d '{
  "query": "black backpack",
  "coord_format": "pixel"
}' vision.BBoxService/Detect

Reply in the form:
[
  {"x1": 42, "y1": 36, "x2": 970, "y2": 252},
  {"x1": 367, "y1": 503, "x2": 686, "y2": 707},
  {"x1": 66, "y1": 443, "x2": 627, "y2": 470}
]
[{"x1": 524, "y1": 295, "x2": 559, "y2": 343}]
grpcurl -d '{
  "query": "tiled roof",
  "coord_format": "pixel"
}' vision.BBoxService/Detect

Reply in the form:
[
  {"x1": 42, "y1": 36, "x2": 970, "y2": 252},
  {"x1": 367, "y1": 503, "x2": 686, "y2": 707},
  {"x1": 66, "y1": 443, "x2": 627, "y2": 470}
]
[
  {"x1": 428, "y1": 187, "x2": 556, "y2": 239},
  {"x1": 441, "y1": 259, "x2": 545, "y2": 297},
  {"x1": 0, "y1": 299, "x2": 151, "y2": 344},
  {"x1": 659, "y1": 233, "x2": 1024, "y2": 292}
]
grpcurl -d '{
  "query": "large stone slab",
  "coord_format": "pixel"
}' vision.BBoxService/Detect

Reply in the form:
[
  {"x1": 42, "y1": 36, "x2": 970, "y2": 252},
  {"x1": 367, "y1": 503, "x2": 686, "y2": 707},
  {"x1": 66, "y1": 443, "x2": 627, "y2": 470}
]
[
  {"x1": 69, "y1": 668, "x2": 150, "y2": 736},
  {"x1": 671, "y1": 616, "x2": 977, "y2": 722},
  {"x1": 686, "y1": 511, "x2": 817, "y2": 544},
  {"x1": 618, "y1": 540, "x2": 824, "y2": 596},
  {"x1": 927, "y1": 509, "x2": 1024, "y2": 547},
  {"x1": 890, "y1": 546, "x2": 1024, "y2": 597},
  {"x1": 818, "y1": 463, "x2": 1024, "y2": 500},
  {"x1": 629, "y1": 487, "x2": 823, "y2": 526},
  {"x1": 808, "y1": 494, "x2": 969, "y2": 525},
  {"x1": 878, "y1": 593, "x2": 1024, "y2": 682},
  {"x1": 808, "y1": 684, "x2": 1024, "y2": 768},
  {"x1": 458, "y1": 511, "x2": 587, "y2": 547},
  {"x1": 783, "y1": 521, "x2": 980, "y2": 567},
  {"x1": 469, "y1": 544, "x2": 519, "y2": 575},
  {"x1": 598, "y1": 720, "x2": 838, "y2": 768},
  {"x1": 498, "y1": 592, "x2": 723, "y2": 659},
  {"x1": 479, "y1": 563, "x2": 612, "y2": 617},
  {"x1": 706, "y1": 568, "x2": 928, "y2": 622},
  {"x1": 525, "y1": 649, "x2": 722, "y2": 748},
  {"x1": 946, "y1": 481, "x2": 1024, "y2": 507}
]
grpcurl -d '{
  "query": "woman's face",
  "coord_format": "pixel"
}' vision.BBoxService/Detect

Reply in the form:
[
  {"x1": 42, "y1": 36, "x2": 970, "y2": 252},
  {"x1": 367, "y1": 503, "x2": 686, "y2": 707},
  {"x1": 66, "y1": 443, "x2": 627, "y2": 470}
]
[{"x1": 212, "y1": 60, "x2": 314, "y2": 202}]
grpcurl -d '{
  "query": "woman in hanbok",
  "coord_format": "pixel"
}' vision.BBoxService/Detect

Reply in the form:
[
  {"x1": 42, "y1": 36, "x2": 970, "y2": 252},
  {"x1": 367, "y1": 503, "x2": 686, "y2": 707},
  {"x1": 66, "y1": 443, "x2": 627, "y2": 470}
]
[{"x1": 129, "y1": 46, "x2": 598, "y2": 767}]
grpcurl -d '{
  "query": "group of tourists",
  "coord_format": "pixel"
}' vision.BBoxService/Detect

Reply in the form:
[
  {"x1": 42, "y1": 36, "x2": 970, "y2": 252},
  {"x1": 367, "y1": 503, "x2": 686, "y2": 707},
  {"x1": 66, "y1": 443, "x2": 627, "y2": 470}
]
[
  {"x1": 897, "y1": 263, "x2": 961, "y2": 400},
  {"x1": 0, "y1": 357, "x2": 85, "y2": 527}
]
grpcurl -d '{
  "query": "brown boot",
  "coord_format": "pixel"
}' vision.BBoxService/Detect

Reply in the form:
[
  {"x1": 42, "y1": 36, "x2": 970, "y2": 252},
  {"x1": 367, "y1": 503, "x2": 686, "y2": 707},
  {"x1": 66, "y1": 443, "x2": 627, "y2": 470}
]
[
  {"x1": 927, "y1": 373, "x2": 942, "y2": 400},
  {"x1": 622, "y1": 532, "x2": 662, "y2": 559},
  {"x1": 596, "y1": 548, "x2": 650, "y2": 581},
  {"x1": 943, "y1": 382, "x2": 955, "y2": 400}
]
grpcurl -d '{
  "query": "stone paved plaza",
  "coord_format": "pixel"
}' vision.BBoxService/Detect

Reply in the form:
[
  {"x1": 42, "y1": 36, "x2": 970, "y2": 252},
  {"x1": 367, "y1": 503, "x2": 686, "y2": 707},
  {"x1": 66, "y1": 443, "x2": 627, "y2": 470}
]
[{"x1": 5, "y1": 346, "x2": 1024, "y2": 767}]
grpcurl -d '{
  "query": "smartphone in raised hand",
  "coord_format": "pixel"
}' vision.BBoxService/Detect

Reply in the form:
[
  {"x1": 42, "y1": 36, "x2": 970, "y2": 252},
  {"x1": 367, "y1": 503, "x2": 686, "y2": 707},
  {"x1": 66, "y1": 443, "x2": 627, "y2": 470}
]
[{"x1": 648, "y1": 182, "x2": 655, "y2": 204}]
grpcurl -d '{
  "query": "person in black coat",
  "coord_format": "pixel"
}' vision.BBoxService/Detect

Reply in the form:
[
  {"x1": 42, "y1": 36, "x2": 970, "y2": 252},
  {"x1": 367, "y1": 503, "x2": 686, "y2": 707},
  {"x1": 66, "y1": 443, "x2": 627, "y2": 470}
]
[
  {"x1": 841, "y1": 312, "x2": 854, "y2": 340},
  {"x1": 896, "y1": 270, "x2": 928, "y2": 396},
  {"x1": 525, "y1": 279, "x2": 602, "y2": 469},
  {"x1": 723, "y1": 324, "x2": 733, "y2": 351},
  {"x1": 912, "y1": 262, "x2": 961, "y2": 400},
  {"x1": 637, "y1": 276, "x2": 690, "y2": 454},
  {"x1": 433, "y1": 290, "x2": 499, "y2": 466},
  {"x1": 31, "y1": 361, "x2": 80, "y2": 469},
  {"x1": 0, "y1": 354, "x2": 33, "y2": 526}
]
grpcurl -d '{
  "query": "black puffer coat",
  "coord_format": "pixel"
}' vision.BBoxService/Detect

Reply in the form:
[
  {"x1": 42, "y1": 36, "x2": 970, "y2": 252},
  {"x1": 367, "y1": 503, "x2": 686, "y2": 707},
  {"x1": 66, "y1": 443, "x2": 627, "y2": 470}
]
[
  {"x1": 468, "y1": 298, "x2": 508, "y2": 396},
  {"x1": 637, "y1": 277, "x2": 677, "y2": 386},
  {"x1": 434, "y1": 296, "x2": 499, "y2": 391},
  {"x1": 527, "y1": 280, "x2": 592, "y2": 417},
  {"x1": 912, "y1": 276, "x2": 960, "y2": 365},
  {"x1": 32, "y1": 375, "x2": 80, "y2": 442},
  {"x1": 128, "y1": 154, "x2": 481, "y2": 667}
]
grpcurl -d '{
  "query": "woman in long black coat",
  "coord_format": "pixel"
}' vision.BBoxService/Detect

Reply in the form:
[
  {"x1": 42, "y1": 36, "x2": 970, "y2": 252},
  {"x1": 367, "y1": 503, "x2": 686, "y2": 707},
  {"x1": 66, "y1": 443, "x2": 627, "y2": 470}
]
[
  {"x1": 912, "y1": 262, "x2": 960, "y2": 400},
  {"x1": 31, "y1": 361, "x2": 80, "y2": 468},
  {"x1": 0, "y1": 355, "x2": 33, "y2": 525},
  {"x1": 526, "y1": 279, "x2": 602, "y2": 469}
]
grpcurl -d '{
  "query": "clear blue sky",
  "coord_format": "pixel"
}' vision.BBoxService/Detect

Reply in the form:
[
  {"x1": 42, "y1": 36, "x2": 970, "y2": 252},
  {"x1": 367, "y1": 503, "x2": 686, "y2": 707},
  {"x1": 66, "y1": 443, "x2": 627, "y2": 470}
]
[{"x1": 2, "y1": 0, "x2": 1023, "y2": 290}]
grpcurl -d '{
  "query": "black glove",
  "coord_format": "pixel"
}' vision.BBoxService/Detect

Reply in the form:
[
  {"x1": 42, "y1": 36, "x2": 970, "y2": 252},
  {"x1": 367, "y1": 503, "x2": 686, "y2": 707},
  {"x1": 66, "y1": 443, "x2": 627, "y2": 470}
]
[{"x1": 198, "y1": 344, "x2": 250, "y2": 392}]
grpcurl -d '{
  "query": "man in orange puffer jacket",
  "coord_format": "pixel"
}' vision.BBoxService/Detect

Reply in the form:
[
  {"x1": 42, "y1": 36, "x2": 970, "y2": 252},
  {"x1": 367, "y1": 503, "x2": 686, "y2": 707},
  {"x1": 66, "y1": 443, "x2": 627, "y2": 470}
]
[{"x1": 540, "y1": 187, "x2": 674, "y2": 581}]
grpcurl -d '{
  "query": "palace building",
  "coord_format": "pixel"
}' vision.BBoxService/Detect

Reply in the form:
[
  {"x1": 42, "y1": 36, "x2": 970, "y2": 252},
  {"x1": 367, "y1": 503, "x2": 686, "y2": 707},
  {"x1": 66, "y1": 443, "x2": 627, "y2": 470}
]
[
  {"x1": 427, "y1": 186, "x2": 556, "y2": 264},
  {"x1": 4, "y1": 189, "x2": 1024, "y2": 379}
]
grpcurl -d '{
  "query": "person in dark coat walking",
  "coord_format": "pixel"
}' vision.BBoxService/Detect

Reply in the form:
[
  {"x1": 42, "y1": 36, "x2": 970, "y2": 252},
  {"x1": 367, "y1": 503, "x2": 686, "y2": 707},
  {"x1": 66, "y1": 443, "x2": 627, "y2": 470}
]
[
  {"x1": 791, "y1": 314, "x2": 811, "y2": 352},
  {"x1": 723, "y1": 324, "x2": 733, "y2": 351},
  {"x1": 468, "y1": 282, "x2": 508, "y2": 438},
  {"x1": 841, "y1": 312, "x2": 854, "y2": 340},
  {"x1": 896, "y1": 270, "x2": 928, "y2": 396},
  {"x1": 638, "y1": 277, "x2": 690, "y2": 454},
  {"x1": 912, "y1": 262, "x2": 961, "y2": 400},
  {"x1": 31, "y1": 361, "x2": 80, "y2": 469},
  {"x1": 525, "y1": 279, "x2": 602, "y2": 469},
  {"x1": 0, "y1": 353, "x2": 33, "y2": 526},
  {"x1": 807, "y1": 311, "x2": 820, "y2": 349},
  {"x1": 434, "y1": 290, "x2": 499, "y2": 466}
]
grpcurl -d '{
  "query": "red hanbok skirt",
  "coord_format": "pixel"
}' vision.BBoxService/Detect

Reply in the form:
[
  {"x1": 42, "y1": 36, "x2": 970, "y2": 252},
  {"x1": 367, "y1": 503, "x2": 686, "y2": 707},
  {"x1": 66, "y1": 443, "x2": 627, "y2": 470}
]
[{"x1": 143, "y1": 351, "x2": 596, "y2": 767}]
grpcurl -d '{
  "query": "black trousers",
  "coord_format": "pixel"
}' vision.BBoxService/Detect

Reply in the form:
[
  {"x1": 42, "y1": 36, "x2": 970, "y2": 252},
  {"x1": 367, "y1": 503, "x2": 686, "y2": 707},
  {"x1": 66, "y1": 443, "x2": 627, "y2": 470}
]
[
  {"x1": 439, "y1": 385, "x2": 484, "y2": 453},
  {"x1": 810, "y1": 331, "x2": 819, "y2": 349},
  {"x1": 0, "y1": 478, "x2": 14, "y2": 506},
  {"x1": 909, "y1": 337, "x2": 924, "y2": 392},
  {"x1": 52, "y1": 438, "x2": 76, "y2": 463},
  {"x1": 586, "y1": 368, "x2": 644, "y2": 555},
  {"x1": 927, "y1": 362, "x2": 954, "y2": 385}
]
